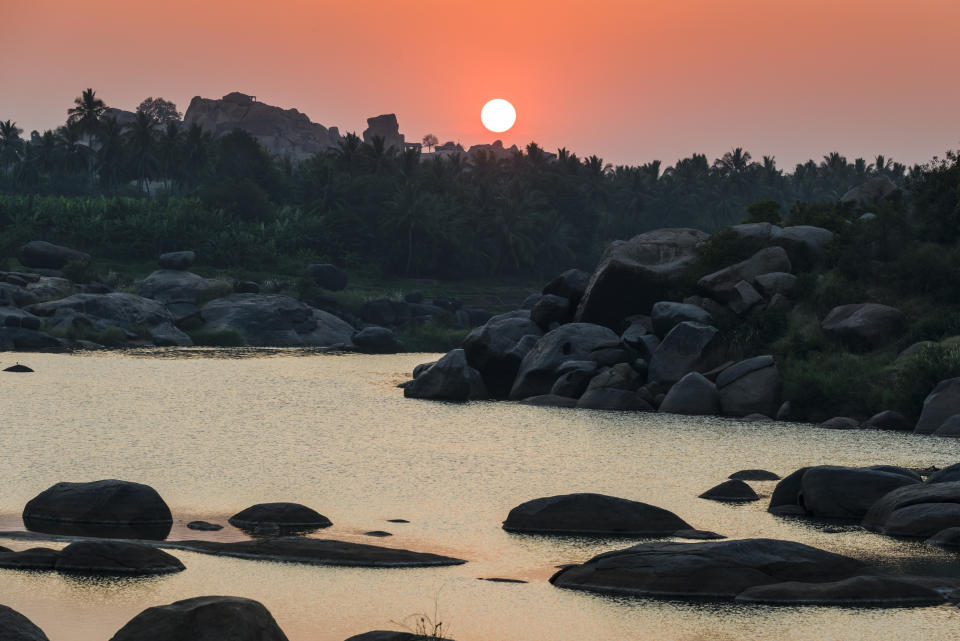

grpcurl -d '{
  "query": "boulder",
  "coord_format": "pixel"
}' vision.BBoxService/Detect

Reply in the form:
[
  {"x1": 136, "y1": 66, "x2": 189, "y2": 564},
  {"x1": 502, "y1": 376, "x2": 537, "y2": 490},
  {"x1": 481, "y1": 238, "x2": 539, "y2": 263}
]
[
  {"x1": 3, "y1": 363, "x2": 34, "y2": 372},
  {"x1": 647, "y1": 322, "x2": 724, "y2": 384},
  {"x1": 819, "y1": 417, "x2": 860, "y2": 429},
  {"x1": 550, "y1": 364, "x2": 595, "y2": 398},
  {"x1": 229, "y1": 502, "x2": 332, "y2": 532},
  {"x1": 0, "y1": 328, "x2": 65, "y2": 351},
  {"x1": 726, "y1": 280, "x2": 763, "y2": 315},
  {"x1": 0, "y1": 283, "x2": 39, "y2": 306},
  {"x1": 519, "y1": 394, "x2": 578, "y2": 408},
  {"x1": 550, "y1": 538, "x2": 868, "y2": 600},
  {"x1": 768, "y1": 466, "x2": 920, "y2": 519},
  {"x1": 236, "y1": 281, "x2": 260, "y2": 294},
  {"x1": 509, "y1": 323, "x2": 620, "y2": 399},
  {"x1": 650, "y1": 302, "x2": 712, "y2": 337},
  {"x1": 521, "y1": 293, "x2": 541, "y2": 309},
  {"x1": 0, "y1": 548, "x2": 59, "y2": 570},
  {"x1": 926, "y1": 527, "x2": 960, "y2": 548},
  {"x1": 753, "y1": 272, "x2": 796, "y2": 297},
  {"x1": 927, "y1": 463, "x2": 960, "y2": 484},
  {"x1": 404, "y1": 290, "x2": 423, "y2": 303},
  {"x1": 404, "y1": 349, "x2": 488, "y2": 401},
  {"x1": 530, "y1": 294, "x2": 571, "y2": 328},
  {"x1": 934, "y1": 415, "x2": 960, "y2": 437},
  {"x1": 187, "y1": 521, "x2": 223, "y2": 531},
  {"x1": 28, "y1": 277, "x2": 73, "y2": 302},
  {"x1": 502, "y1": 493, "x2": 692, "y2": 536},
  {"x1": 108, "y1": 595, "x2": 290, "y2": 641},
  {"x1": 157, "y1": 251, "x2": 195, "y2": 270},
  {"x1": 22, "y1": 479, "x2": 172, "y2": 540},
  {"x1": 362, "y1": 114, "x2": 405, "y2": 151},
  {"x1": 19, "y1": 241, "x2": 89, "y2": 269},
  {"x1": 575, "y1": 228, "x2": 708, "y2": 328},
  {"x1": 463, "y1": 311, "x2": 543, "y2": 398},
  {"x1": 0, "y1": 605, "x2": 49, "y2": 641},
  {"x1": 735, "y1": 575, "x2": 944, "y2": 607},
  {"x1": 699, "y1": 480, "x2": 758, "y2": 502},
  {"x1": 658, "y1": 372, "x2": 719, "y2": 415},
  {"x1": 915, "y1": 378, "x2": 960, "y2": 434},
  {"x1": 863, "y1": 410, "x2": 913, "y2": 431},
  {"x1": 308, "y1": 264, "x2": 348, "y2": 291},
  {"x1": 352, "y1": 326, "x2": 404, "y2": 354},
  {"x1": 716, "y1": 355, "x2": 782, "y2": 417},
  {"x1": 773, "y1": 226, "x2": 835, "y2": 260},
  {"x1": 585, "y1": 362, "x2": 641, "y2": 392},
  {"x1": 542, "y1": 268, "x2": 591, "y2": 307},
  {"x1": 840, "y1": 176, "x2": 899, "y2": 205},
  {"x1": 576, "y1": 388, "x2": 654, "y2": 411},
  {"x1": 729, "y1": 469, "x2": 780, "y2": 481},
  {"x1": 200, "y1": 294, "x2": 354, "y2": 347},
  {"x1": 183, "y1": 92, "x2": 342, "y2": 160},
  {"x1": 139, "y1": 270, "x2": 227, "y2": 305},
  {"x1": 728, "y1": 222, "x2": 781, "y2": 242},
  {"x1": 344, "y1": 633, "x2": 428, "y2": 641},
  {"x1": 821, "y1": 303, "x2": 906, "y2": 351},
  {"x1": 863, "y1": 481, "x2": 960, "y2": 537},
  {"x1": 360, "y1": 299, "x2": 410, "y2": 327},
  {"x1": 55, "y1": 541, "x2": 185, "y2": 575},
  {"x1": 867, "y1": 465, "x2": 922, "y2": 481},
  {"x1": 697, "y1": 247, "x2": 791, "y2": 303}
]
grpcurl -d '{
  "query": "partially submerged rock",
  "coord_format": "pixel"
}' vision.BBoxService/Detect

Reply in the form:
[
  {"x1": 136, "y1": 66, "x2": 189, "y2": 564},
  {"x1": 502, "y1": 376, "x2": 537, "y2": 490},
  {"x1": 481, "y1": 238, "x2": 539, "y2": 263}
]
[
  {"x1": 729, "y1": 469, "x2": 780, "y2": 481},
  {"x1": 657, "y1": 372, "x2": 719, "y2": 415},
  {"x1": 502, "y1": 493, "x2": 692, "y2": 536},
  {"x1": 0, "y1": 541, "x2": 184, "y2": 576},
  {"x1": 463, "y1": 311, "x2": 543, "y2": 397},
  {"x1": 228, "y1": 503, "x2": 332, "y2": 533},
  {"x1": 734, "y1": 574, "x2": 945, "y2": 607},
  {"x1": 862, "y1": 481, "x2": 960, "y2": 538},
  {"x1": 768, "y1": 466, "x2": 920, "y2": 519},
  {"x1": 3, "y1": 364, "x2": 33, "y2": 373},
  {"x1": 0, "y1": 604, "x2": 49, "y2": 641},
  {"x1": 509, "y1": 324, "x2": 620, "y2": 399},
  {"x1": 699, "y1": 480, "x2": 759, "y2": 502},
  {"x1": 109, "y1": 595, "x2": 290, "y2": 641},
  {"x1": 404, "y1": 349, "x2": 488, "y2": 401},
  {"x1": 716, "y1": 355, "x2": 782, "y2": 417}
]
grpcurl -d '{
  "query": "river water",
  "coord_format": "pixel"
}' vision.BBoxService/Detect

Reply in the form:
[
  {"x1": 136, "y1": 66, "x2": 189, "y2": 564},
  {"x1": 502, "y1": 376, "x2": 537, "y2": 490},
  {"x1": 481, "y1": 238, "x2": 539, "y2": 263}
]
[{"x1": 0, "y1": 350, "x2": 957, "y2": 640}]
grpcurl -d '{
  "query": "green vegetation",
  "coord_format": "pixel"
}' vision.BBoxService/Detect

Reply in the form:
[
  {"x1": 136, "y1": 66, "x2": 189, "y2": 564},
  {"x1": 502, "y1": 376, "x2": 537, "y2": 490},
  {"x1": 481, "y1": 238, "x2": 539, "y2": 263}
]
[{"x1": 396, "y1": 322, "x2": 469, "y2": 353}]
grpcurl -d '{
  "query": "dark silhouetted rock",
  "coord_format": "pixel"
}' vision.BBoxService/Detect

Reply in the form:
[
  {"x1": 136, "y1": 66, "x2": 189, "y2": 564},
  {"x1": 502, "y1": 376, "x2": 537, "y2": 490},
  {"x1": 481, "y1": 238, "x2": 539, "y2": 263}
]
[
  {"x1": 0, "y1": 604, "x2": 50, "y2": 641},
  {"x1": 463, "y1": 311, "x2": 543, "y2": 397},
  {"x1": 308, "y1": 264, "x2": 348, "y2": 291},
  {"x1": 576, "y1": 388, "x2": 654, "y2": 411},
  {"x1": 727, "y1": 280, "x2": 764, "y2": 315},
  {"x1": 55, "y1": 541, "x2": 185, "y2": 575},
  {"x1": 821, "y1": 303, "x2": 906, "y2": 351},
  {"x1": 362, "y1": 114, "x2": 405, "y2": 151},
  {"x1": 697, "y1": 247, "x2": 791, "y2": 303},
  {"x1": 109, "y1": 595, "x2": 290, "y2": 641},
  {"x1": 542, "y1": 269, "x2": 591, "y2": 307},
  {"x1": 753, "y1": 272, "x2": 796, "y2": 297},
  {"x1": 576, "y1": 228, "x2": 708, "y2": 328},
  {"x1": 841, "y1": 176, "x2": 898, "y2": 205},
  {"x1": 23, "y1": 480, "x2": 172, "y2": 540},
  {"x1": 0, "y1": 547, "x2": 60, "y2": 570},
  {"x1": 658, "y1": 372, "x2": 719, "y2": 415},
  {"x1": 3, "y1": 364, "x2": 33, "y2": 373},
  {"x1": 519, "y1": 394, "x2": 578, "y2": 408},
  {"x1": 735, "y1": 574, "x2": 944, "y2": 607},
  {"x1": 404, "y1": 349, "x2": 488, "y2": 401},
  {"x1": 730, "y1": 469, "x2": 780, "y2": 481},
  {"x1": 530, "y1": 294, "x2": 571, "y2": 328},
  {"x1": 509, "y1": 323, "x2": 619, "y2": 399},
  {"x1": 927, "y1": 463, "x2": 960, "y2": 484},
  {"x1": 0, "y1": 328, "x2": 65, "y2": 352},
  {"x1": 866, "y1": 465, "x2": 922, "y2": 481},
  {"x1": 650, "y1": 301, "x2": 712, "y2": 338},
  {"x1": 139, "y1": 270, "x2": 227, "y2": 305},
  {"x1": 503, "y1": 493, "x2": 692, "y2": 536},
  {"x1": 236, "y1": 281, "x2": 260, "y2": 294},
  {"x1": 19, "y1": 241, "x2": 90, "y2": 270},
  {"x1": 229, "y1": 503, "x2": 331, "y2": 532},
  {"x1": 934, "y1": 415, "x2": 960, "y2": 437},
  {"x1": 863, "y1": 410, "x2": 913, "y2": 431},
  {"x1": 550, "y1": 538, "x2": 867, "y2": 600},
  {"x1": 717, "y1": 355, "x2": 781, "y2": 417},
  {"x1": 200, "y1": 294, "x2": 354, "y2": 346},
  {"x1": 915, "y1": 378, "x2": 960, "y2": 434},
  {"x1": 819, "y1": 417, "x2": 860, "y2": 429},
  {"x1": 187, "y1": 521, "x2": 223, "y2": 531},
  {"x1": 768, "y1": 466, "x2": 920, "y2": 519},
  {"x1": 549, "y1": 364, "x2": 595, "y2": 398},
  {"x1": 158, "y1": 251, "x2": 195, "y2": 271},
  {"x1": 344, "y1": 632, "x2": 427, "y2": 641},
  {"x1": 699, "y1": 480, "x2": 759, "y2": 502},
  {"x1": 926, "y1": 527, "x2": 960, "y2": 548},
  {"x1": 863, "y1": 481, "x2": 960, "y2": 538},
  {"x1": 363, "y1": 531, "x2": 392, "y2": 537},
  {"x1": 353, "y1": 326, "x2": 404, "y2": 354},
  {"x1": 648, "y1": 322, "x2": 724, "y2": 384}
]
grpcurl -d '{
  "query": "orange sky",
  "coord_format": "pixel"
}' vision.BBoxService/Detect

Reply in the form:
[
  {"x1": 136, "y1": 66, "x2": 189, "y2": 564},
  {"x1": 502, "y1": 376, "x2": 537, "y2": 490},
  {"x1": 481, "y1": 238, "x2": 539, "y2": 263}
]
[{"x1": 2, "y1": 0, "x2": 959, "y2": 166}]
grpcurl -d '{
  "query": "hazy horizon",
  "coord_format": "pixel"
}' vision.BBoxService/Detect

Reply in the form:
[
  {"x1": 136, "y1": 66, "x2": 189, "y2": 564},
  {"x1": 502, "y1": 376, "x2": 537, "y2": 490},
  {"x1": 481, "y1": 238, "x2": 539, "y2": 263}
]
[{"x1": 3, "y1": 0, "x2": 959, "y2": 167}]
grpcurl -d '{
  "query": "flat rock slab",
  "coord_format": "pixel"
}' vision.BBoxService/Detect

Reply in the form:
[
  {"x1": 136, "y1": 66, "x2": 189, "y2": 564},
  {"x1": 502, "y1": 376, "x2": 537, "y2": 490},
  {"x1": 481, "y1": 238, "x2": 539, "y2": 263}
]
[{"x1": 0, "y1": 541, "x2": 184, "y2": 575}]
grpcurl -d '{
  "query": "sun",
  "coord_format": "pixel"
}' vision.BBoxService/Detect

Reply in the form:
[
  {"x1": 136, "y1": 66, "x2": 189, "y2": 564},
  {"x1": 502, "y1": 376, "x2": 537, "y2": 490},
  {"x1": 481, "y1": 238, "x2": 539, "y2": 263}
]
[{"x1": 481, "y1": 99, "x2": 516, "y2": 133}]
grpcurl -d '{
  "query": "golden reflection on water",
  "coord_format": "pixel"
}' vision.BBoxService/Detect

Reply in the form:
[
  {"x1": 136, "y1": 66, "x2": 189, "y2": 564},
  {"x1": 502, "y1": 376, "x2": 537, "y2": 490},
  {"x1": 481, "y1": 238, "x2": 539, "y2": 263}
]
[{"x1": 0, "y1": 350, "x2": 958, "y2": 640}]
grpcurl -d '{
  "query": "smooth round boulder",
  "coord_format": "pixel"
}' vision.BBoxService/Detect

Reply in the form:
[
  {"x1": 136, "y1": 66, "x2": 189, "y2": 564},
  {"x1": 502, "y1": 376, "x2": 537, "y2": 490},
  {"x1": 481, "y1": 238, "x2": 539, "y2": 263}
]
[
  {"x1": 819, "y1": 417, "x2": 860, "y2": 429},
  {"x1": 699, "y1": 480, "x2": 758, "y2": 502},
  {"x1": 228, "y1": 502, "x2": 332, "y2": 532},
  {"x1": 820, "y1": 303, "x2": 906, "y2": 351},
  {"x1": 157, "y1": 251, "x2": 195, "y2": 271},
  {"x1": 550, "y1": 538, "x2": 867, "y2": 600},
  {"x1": 768, "y1": 466, "x2": 920, "y2": 519},
  {"x1": 0, "y1": 547, "x2": 60, "y2": 570},
  {"x1": 519, "y1": 394, "x2": 578, "y2": 408},
  {"x1": 926, "y1": 527, "x2": 960, "y2": 548},
  {"x1": 863, "y1": 410, "x2": 913, "y2": 431},
  {"x1": 187, "y1": 521, "x2": 223, "y2": 531},
  {"x1": 0, "y1": 605, "x2": 49, "y2": 641},
  {"x1": 735, "y1": 575, "x2": 945, "y2": 607},
  {"x1": 658, "y1": 372, "x2": 719, "y2": 415},
  {"x1": 863, "y1": 481, "x2": 960, "y2": 538},
  {"x1": 716, "y1": 355, "x2": 782, "y2": 417},
  {"x1": 729, "y1": 469, "x2": 780, "y2": 481},
  {"x1": 503, "y1": 493, "x2": 692, "y2": 536},
  {"x1": 927, "y1": 463, "x2": 960, "y2": 484},
  {"x1": 108, "y1": 596, "x2": 290, "y2": 641},
  {"x1": 307, "y1": 264, "x2": 348, "y2": 291},
  {"x1": 352, "y1": 326, "x2": 404, "y2": 354},
  {"x1": 22, "y1": 480, "x2": 172, "y2": 540},
  {"x1": 647, "y1": 322, "x2": 724, "y2": 385},
  {"x1": 530, "y1": 294, "x2": 571, "y2": 329},
  {"x1": 55, "y1": 541, "x2": 185, "y2": 575},
  {"x1": 19, "y1": 241, "x2": 90, "y2": 270},
  {"x1": 933, "y1": 414, "x2": 960, "y2": 437}
]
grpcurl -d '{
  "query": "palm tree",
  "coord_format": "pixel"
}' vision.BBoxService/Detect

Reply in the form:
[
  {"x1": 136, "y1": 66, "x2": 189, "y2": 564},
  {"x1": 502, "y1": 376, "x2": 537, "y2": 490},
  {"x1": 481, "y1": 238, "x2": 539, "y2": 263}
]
[
  {"x1": 67, "y1": 88, "x2": 107, "y2": 149},
  {"x1": 124, "y1": 111, "x2": 158, "y2": 193},
  {"x1": 157, "y1": 121, "x2": 181, "y2": 190},
  {"x1": 57, "y1": 121, "x2": 94, "y2": 176},
  {"x1": 0, "y1": 120, "x2": 23, "y2": 174},
  {"x1": 95, "y1": 117, "x2": 126, "y2": 190},
  {"x1": 180, "y1": 123, "x2": 213, "y2": 190}
]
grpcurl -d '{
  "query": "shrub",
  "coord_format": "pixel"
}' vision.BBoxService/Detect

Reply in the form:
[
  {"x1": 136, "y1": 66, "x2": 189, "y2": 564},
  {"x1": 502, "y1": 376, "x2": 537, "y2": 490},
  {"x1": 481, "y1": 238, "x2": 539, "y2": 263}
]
[
  {"x1": 781, "y1": 352, "x2": 886, "y2": 421},
  {"x1": 61, "y1": 258, "x2": 97, "y2": 284},
  {"x1": 881, "y1": 344, "x2": 960, "y2": 418},
  {"x1": 743, "y1": 200, "x2": 782, "y2": 225}
]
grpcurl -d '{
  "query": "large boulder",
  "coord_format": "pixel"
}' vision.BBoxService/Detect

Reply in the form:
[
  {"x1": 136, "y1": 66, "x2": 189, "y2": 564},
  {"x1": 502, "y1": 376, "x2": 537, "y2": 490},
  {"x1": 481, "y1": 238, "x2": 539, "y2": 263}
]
[
  {"x1": 927, "y1": 463, "x2": 960, "y2": 484},
  {"x1": 157, "y1": 251, "x2": 195, "y2": 271},
  {"x1": 699, "y1": 480, "x2": 759, "y2": 502},
  {"x1": 23, "y1": 479, "x2": 173, "y2": 540},
  {"x1": 863, "y1": 410, "x2": 913, "y2": 431},
  {"x1": 463, "y1": 312, "x2": 543, "y2": 398},
  {"x1": 862, "y1": 481, "x2": 960, "y2": 538},
  {"x1": 55, "y1": 541, "x2": 185, "y2": 575},
  {"x1": 542, "y1": 268, "x2": 591, "y2": 307},
  {"x1": 697, "y1": 247, "x2": 792, "y2": 303},
  {"x1": 735, "y1": 575, "x2": 944, "y2": 607},
  {"x1": 647, "y1": 322, "x2": 724, "y2": 384},
  {"x1": 914, "y1": 378, "x2": 960, "y2": 434},
  {"x1": 108, "y1": 596, "x2": 290, "y2": 641},
  {"x1": 352, "y1": 326, "x2": 403, "y2": 354},
  {"x1": 0, "y1": 327, "x2": 65, "y2": 351},
  {"x1": 183, "y1": 92, "x2": 342, "y2": 161},
  {"x1": 550, "y1": 539, "x2": 868, "y2": 600},
  {"x1": 774, "y1": 226, "x2": 834, "y2": 261},
  {"x1": 530, "y1": 294, "x2": 571, "y2": 329},
  {"x1": 362, "y1": 114, "x2": 405, "y2": 151},
  {"x1": 18, "y1": 241, "x2": 90, "y2": 270},
  {"x1": 139, "y1": 270, "x2": 228, "y2": 305},
  {"x1": 576, "y1": 388, "x2": 654, "y2": 411},
  {"x1": 360, "y1": 299, "x2": 410, "y2": 327},
  {"x1": 650, "y1": 301, "x2": 712, "y2": 337},
  {"x1": 716, "y1": 355, "x2": 782, "y2": 417},
  {"x1": 27, "y1": 292, "x2": 191, "y2": 346},
  {"x1": 768, "y1": 466, "x2": 920, "y2": 519},
  {"x1": 509, "y1": 323, "x2": 620, "y2": 399},
  {"x1": 0, "y1": 605, "x2": 49, "y2": 641},
  {"x1": 934, "y1": 415, "x2": 960, "y2": 437},
  {"x1": 308, "y1": 264, "x2": 348, "y2": 291},
  {"x1": 840, "y1": 176, "x2": 899, "y2": 205},
  {"x1": 658, "y1": 372, "x2": 719, "y2": 415},
  {"x1": 404, "y1": 349, "x2": 487, "y2": 401},
  {"x1": 820, "y1": 303, "x2": 906, "y2": 350},
  {"x1": 27, "y1": 277, "x2": 75, "y2": 303},
  {"x1": 753, "y1": 272, "x2": 796, "y2": 297},
  {"x1": 200, "y1": 294, "x2": 354, "y2": 347},
  {"x1": 229, "y1": 502, "x2": 332, "y2": 533},
  {"x1": 502, "y1": 493, "x2": 692, "y2": 536},
  {"x1": 575, "y1": 228, "x2": 708, "y2": 328}
]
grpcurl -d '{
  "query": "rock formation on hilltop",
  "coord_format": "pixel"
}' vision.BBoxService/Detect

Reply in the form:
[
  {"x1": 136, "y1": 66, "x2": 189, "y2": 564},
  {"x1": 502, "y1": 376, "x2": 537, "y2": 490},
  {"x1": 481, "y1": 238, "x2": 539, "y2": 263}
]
[
  {"x1": 183, "y1": 92, "x2": 341, "y2": 160},
  {"x1": 362, "y1": 114, "x2": 406, "y2": 151},
  {"x1": 468, "y1": 140, "x2": 520, "y2": 159}
]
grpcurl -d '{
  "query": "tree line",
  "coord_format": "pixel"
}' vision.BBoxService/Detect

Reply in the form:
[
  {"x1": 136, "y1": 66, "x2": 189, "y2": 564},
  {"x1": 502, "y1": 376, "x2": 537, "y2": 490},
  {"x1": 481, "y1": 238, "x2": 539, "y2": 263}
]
[{"x1": 0, "y1": 88, "x2": 928, "y2": 279}]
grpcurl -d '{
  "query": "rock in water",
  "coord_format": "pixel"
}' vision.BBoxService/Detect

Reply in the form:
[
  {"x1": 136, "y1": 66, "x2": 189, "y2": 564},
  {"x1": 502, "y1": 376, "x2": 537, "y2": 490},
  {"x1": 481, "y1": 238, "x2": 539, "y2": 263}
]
[
  {"x1": 3, "y1": 364, "x2": 33, "y2": 373},
  {"x1": 729, "y1": 469, "x2": 780, "y2": 481},
  {"x1": 22, "y1": 479, "x2": 173, "y2": 540},
  {"x1": 648, "y1": 322, "x2": 724, "y2": 384},
  {"x1": 108, "y1": 596, "x2": 290, "y2": 641},
  {"x1": 187, "y1": 521, "x2": 223, "y2": 531},
  {"x1": 862, "y1": 481, "x2": 960, "y2": 538},
  {"x1": 658, "y1": 372, "x2": 719, "y2": 415},
  {"x1": 502, "y1": 493, "x2": 692, "y2": 536},
  {"x1": 509, "y1": 323, "x2": 620, "y2": 399},
  {"x1": 716, "y1": 355, "x2": 782, "y2": 417},
  {"x1": 55, "y1": 541, "x2": 185, "y2": 575},
  {"x1": 404, "y1": 348, "x2": 488, "y2": 401},
  {"x1": 200, "y1": 294, "x2": 354, "y2": 347},
  {"x1": 735, "y1": 575, "x2": 944, "y2": 607},
  {"x1": 768, "y1": 466, "x2": 920, "y2": 519},
  {"x1": 0, "y1": 604, "x2": 50, "y2": 641},
  {"x1": 699, "y1": 480, "x2": 759, "y2": 502},
  {"x1": 228, "y1": 502, "x2": 332, "y2": 533}
]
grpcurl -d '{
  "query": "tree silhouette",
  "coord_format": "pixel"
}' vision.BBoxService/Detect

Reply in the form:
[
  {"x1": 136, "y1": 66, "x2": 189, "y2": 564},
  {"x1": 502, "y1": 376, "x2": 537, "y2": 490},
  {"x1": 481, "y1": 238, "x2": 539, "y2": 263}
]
[
  {"x1": 421, "y1": 133, "x2": 438, "y2": 153},
  {"x1": 67, "y1": 88, "x2": 107, "y2": 149}
]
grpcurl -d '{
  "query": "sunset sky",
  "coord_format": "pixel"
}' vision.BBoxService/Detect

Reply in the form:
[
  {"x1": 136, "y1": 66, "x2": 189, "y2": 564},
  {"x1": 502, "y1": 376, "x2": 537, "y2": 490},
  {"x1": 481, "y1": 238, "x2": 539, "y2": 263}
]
[{"x1": 3, "y1": 0, "x2": 958, "y2": 168}]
